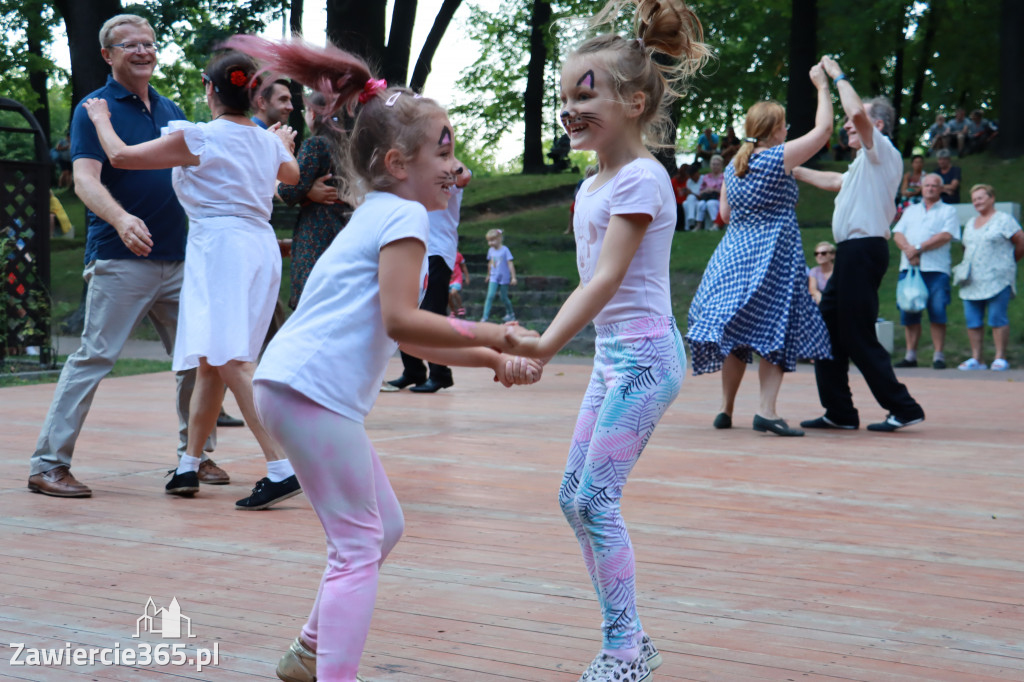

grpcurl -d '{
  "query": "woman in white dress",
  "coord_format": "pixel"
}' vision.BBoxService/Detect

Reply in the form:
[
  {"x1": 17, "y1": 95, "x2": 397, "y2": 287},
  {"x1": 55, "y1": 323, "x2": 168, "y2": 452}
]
[{"x1": 83, "y1": 50, "x2": 301, "y2": 508}]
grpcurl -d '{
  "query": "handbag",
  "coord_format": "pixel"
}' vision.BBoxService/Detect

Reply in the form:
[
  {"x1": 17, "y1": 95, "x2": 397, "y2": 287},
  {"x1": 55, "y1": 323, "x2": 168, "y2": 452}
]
[
  {"x1": 896, "y1": 266, "x2": 928, "y2": 313},
  {"x1": 951, "y1": 260, "x2": 971, "y2": 287}
]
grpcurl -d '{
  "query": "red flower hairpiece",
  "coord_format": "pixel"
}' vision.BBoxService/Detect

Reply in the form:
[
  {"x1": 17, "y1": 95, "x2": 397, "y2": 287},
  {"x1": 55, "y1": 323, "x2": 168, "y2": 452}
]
[
  {"x1": 229, "y1": 69, "x2": 248, "y2": 87},
  {"x1": 358, "y1": 78, "x2": 388, "y2": 104}
]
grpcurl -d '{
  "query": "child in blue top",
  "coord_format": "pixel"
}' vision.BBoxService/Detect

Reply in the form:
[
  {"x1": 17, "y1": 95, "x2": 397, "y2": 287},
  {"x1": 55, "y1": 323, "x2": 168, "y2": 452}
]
[{"x1": 481, "y1": 228, "x2": 517, "y2": 321}]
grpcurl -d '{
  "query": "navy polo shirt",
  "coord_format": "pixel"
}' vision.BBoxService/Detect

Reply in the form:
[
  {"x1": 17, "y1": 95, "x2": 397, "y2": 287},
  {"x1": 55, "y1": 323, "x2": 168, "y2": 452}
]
[{"x1": 71, "y1": 75, "x2": 188, "y2": 263}]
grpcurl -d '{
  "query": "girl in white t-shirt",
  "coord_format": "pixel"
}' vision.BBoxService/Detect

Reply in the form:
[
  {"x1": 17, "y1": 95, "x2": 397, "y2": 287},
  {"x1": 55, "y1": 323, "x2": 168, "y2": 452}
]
[
  {"x1": 511, "y1": 1, "x2": 709, "y2": 679},
  {"x1": 227, "y1": 35, "x2": 541, "y2": 682},
  {"x1": 83, "y1": 51, "x2": 301, "y2": 507}
]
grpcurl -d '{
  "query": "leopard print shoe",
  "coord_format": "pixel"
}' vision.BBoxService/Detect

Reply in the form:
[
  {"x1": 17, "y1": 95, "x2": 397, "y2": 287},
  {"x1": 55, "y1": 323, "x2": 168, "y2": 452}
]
[{"x1": 578, "y1": 652, "x2": 651, "y2": 682}]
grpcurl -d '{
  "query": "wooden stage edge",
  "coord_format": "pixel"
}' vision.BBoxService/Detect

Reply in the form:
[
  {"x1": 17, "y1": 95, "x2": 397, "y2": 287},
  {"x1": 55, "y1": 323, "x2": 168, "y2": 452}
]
[{"x1": 1, "y1": 360, "x2": 1021, "y2": 681}]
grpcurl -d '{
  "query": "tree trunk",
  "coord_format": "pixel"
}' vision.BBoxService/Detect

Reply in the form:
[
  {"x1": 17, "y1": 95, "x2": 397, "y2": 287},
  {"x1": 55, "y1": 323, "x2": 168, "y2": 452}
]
[
  {"x1": 289, "y1": 0, "x2": 303, "y2": 34},
  {"x1": 288, "y1": 0, "x2": 306, "y2": 143},
  {"x1": 53, "y1": 0, "x2": 123, "y2": 107},
  {"x1": 522, "y1": 0, "x2": 551, "y2": 174},
  {"x1": 901, "y1": 0, "x2": 939, "y2": 156},
  {"x1": 409, "y1": 0, "x2": 463, "y2": 93},
  {"x1": 890, "y1": 5, "x2": 907, "y2": 149},
  {"x1": 383, "y1": 0, "x2": 417, "y2": 85},
  {"x1": 785, "y1": 0, "x2": 817, "y2": 139},
  {"x1": 999, "y1": 0, "x2": 1024, "y2": 158},
  {"x1": 26, "y1": 7, "x2": 51, "y2": 145},
  {"x1": 326, "y1": 0, "x2": 386, "y2": 71}
]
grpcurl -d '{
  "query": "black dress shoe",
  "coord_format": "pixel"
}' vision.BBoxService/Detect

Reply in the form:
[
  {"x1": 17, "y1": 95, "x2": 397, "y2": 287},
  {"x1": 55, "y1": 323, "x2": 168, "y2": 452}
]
[
  {"x1": 712, "y1": 412, "x2": 732, "y2": 429},
  {"x1": 387, "y1": 375, "x2": 425, "y2": 390},
  {"x1": 409, "y1": 377, "x2": 454, "y2": 393},
  {"x1": 893, "y1": 358, "x2": 918, "y2": 368},
  {"x1": 752, "y1": 415, "x2": 804, "y2": 437},
  {"x1": 800, "y1": 415, "x2": 858, "y2": 430},
  {"x1": 165, "y1": 469, "x2": 199, "y2": 496},
  {"x1": 217, "y1": 412, "x2": 244, "y2": 427}
]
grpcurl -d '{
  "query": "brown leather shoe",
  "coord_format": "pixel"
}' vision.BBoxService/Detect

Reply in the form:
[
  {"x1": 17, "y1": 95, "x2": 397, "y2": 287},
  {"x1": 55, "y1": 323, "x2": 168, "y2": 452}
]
[
  {"x1": 27, "y1": 465, "x2": 92, "y2": 498},
  {"x1": 197, "y1": 459, "x2": 230, "y2": 485}
]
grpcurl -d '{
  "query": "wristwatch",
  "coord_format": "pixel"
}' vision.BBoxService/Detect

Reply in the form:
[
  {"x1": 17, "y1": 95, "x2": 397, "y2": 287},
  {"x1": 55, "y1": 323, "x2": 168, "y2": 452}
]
[{"x1": 915, "y1": 243, "x2": 922, "y2": 251}]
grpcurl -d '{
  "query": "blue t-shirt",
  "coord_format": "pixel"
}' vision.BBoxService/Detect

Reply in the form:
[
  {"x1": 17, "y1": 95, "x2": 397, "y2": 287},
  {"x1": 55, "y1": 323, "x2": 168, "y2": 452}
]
[{"x1": 71, "y1": 75, "x2": 187, "y2": 263}]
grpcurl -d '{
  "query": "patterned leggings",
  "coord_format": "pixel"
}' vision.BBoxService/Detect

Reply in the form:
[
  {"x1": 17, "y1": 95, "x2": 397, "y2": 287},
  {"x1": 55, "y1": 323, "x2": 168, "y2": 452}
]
[
  {"x1": 253, "y1": 381, "x2": 404, "y2": 682},
  {"x1": 559, "y1": 316, "x2": 686, "y2": 652}
]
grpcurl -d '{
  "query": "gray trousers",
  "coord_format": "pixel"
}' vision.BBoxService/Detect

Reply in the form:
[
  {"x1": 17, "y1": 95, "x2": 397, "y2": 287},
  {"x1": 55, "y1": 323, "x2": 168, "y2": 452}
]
[{"x1": 30, "y1": 258, "x2": 215, "y2": 476}]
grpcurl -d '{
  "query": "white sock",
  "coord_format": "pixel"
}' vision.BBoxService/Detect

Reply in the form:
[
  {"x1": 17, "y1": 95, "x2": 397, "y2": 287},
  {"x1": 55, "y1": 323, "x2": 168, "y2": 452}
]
[
  {"x1": 905, "y1": 350, "x2": 917, "y2": 362},
  {"x1": 266, "y1": 459, "x2": 295, "y2": 483},
  {"x1": 176, "y1": 454, "x2": 201, "y2": 475},
  {"x1": 601, "y1": 646, "x2": 639, "y2": 663}
]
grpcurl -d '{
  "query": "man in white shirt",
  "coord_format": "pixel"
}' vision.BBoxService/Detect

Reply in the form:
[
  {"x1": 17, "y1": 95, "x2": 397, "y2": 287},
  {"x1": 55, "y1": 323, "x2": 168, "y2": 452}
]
[
  {"x1": 791, "y1": 56, "x2": 925, "y2": 433},
  {"x1": 891, "y1": 174, "x2": 960, "y2": 369}
]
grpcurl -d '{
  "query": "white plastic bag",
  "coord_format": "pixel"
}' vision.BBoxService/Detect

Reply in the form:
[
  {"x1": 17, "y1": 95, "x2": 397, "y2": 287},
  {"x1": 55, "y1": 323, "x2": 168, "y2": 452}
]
[{"x1": 897, "y1": 266, "x2": 928, "y2": 313}]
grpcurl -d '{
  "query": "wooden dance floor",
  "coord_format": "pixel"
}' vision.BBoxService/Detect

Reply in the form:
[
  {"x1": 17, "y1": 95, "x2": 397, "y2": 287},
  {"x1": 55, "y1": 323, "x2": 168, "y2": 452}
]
[{"x1": 1, "y1": 360, "x2": 1022, "y2": 681}]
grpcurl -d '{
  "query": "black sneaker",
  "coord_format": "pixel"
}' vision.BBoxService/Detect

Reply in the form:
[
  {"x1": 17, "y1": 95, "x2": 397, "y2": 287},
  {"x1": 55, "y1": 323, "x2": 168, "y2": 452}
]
[
  {"x1": 235, "y1": 475, "x2": 302, "y2": 510},
  {"x1": 866, "y1": 413, "x2": 925, "y2": 432},
  {"x1": 165, "y1": 469, "x2": 199, "y2": 496},
  {"x1": 932, "y1": 358, "x2": 946, "y2": 369},
  {"x1": 893, "y1": 358, "x2": 918, "y2": 368}
]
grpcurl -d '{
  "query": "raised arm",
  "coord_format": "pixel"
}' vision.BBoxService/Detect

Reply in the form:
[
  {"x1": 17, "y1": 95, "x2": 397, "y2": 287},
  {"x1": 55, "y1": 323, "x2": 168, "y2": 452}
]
[
  {"x1": 820, "y1": 56, "x2": 874, "y2": 150},
  {"x1": 81, "y1": 98, "x2": 198, "y2": 170},
  {"x1": 783, "y1": 65, "x2": 834, "y2": 172}
]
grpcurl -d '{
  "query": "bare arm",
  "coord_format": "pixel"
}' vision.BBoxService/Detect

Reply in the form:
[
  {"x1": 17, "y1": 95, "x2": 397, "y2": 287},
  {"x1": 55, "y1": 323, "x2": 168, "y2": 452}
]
[
  {"x1": 1011, "y1": 230, "x2": 1024, "y2": 262},
  {"x1": 73, "y1": 157, "x2": 153, "y2": 256},
  {"x1": 514, "y1": 213, "x2": 649, "y2": 361},
  {"x1": 792, "y1": 166, "x2": 844, "y2": 192},
  {"x1": 82, "y1": 99, "x2": 198, "y2": 170},
  {"x1": 783, "y1": 65, "x2": 834, "y2": 172},
  {"x1": 808, "y1": 275, "x2": 822, "y2": 304},
  {"x1": 718, "y1": 181, "x2": 730, "y2": 224},
  {"x1": 400, "y1": 343, "x2": 542, "y2": 386},
  {"x1": 820, "y1": 57, "x2": 874, "y2": 150},
  {"x1": 508, "y1": 258, "x2": 517, "y2": 285}
]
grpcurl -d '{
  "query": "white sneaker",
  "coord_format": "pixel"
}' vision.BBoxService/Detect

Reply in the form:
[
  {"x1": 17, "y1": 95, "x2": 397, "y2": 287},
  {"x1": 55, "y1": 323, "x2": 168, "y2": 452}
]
[
  {"x1": 578, "y1": 652, "x2": 651, "y2": 682},
  {"x1": 991, "y1": 358, "x2": 1010, "y2": 371}
]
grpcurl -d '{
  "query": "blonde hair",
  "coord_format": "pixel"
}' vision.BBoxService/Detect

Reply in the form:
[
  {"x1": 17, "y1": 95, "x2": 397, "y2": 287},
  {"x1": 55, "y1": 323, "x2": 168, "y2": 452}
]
[
  {"x1": 733, "y1": 101, "x2": 785, "y2": 179},
  {"x1": 99, "y1": 14, "x2": 153, "y2": 48},
  {"x1": 572, "y1": 0, "x2": 711, "y2": 147},
  {"x1": 815, "y1": 241, "x2": 835, "y2": 254},
  {"x1": 485, "y1": 229, "x2": 503, "y2": 241},
  {"x1": 970, "y1": 183, "x2": 995, "y2": 199}
]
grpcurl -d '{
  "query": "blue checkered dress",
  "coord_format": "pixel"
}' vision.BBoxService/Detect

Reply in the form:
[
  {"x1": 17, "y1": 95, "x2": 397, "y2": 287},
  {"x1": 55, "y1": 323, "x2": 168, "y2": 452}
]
[{"x1": 686, "y1": 144, "x2": 831, "y2": 375}]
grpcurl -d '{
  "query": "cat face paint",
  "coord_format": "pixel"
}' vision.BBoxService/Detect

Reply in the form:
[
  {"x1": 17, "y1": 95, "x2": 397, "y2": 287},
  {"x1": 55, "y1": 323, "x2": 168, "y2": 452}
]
[
  {"x1": 559, "y1": 60, "x2": 619, "y2": 151},
  {"x1": 576, "y1": 69, "x2": 595, "y2": 89},
  {"x1": 438, "y1": 126, "x2": 452, "y2": 148}
]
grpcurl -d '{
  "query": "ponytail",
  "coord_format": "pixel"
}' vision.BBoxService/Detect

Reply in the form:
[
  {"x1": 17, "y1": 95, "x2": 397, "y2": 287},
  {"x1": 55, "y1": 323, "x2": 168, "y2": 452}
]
[{"x1": 733, "y1": 101, "x2": 785, "y2": 179}]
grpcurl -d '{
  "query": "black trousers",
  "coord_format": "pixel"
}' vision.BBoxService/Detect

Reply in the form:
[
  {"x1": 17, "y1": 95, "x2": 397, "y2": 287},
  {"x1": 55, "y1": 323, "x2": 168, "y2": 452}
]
[
  {"x1": 400, "y1": 255, "x2": 453, "y2": 384},
  {"x1": 814, "y1": 237, "x2": 922, "y2": 425}
]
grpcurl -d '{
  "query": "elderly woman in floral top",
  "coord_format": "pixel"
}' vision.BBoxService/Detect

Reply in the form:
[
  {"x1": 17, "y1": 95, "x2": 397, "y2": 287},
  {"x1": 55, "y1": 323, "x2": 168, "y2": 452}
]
[{"x1": 956, "y1": 184, "x2": 1024, "y2": 371}]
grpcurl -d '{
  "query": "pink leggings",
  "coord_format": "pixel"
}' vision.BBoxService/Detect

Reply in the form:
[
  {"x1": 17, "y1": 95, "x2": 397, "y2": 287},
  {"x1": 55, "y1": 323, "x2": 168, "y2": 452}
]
[{"x1": 253, "y1": 381, "x2": 404, "y2": 682}]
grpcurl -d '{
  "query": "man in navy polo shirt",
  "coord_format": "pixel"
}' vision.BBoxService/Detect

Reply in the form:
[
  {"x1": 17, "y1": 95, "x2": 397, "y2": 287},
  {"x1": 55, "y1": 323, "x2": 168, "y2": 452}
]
[{"x1": 28, "y1": 13, "x2": 225, "y2": 498}]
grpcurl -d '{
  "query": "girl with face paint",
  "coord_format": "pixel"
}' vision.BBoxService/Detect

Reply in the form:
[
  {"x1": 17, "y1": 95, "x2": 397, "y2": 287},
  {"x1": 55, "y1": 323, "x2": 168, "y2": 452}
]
[
  {"x1": 227, "y1": 35, "x2": 542, "y2": 682},
  {"x1": 512, "y1": 1, "x2": 710, "y2": 680}
]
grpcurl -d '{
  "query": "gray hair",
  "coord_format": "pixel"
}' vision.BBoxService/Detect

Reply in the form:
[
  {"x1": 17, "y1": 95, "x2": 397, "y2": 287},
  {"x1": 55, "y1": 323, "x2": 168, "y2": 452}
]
[
  {"x1": 864, "y1": 96, "x2": 894, "y2": 137},
  {"x1": 99, "y1": 14, "x2": 153, "y2": 49},
  {"x1": 922, "y1": 173, "x2": 943, "y2": 185},
  {"x1": 936, "y1": 149, "x2": 952, "y2": 159}
]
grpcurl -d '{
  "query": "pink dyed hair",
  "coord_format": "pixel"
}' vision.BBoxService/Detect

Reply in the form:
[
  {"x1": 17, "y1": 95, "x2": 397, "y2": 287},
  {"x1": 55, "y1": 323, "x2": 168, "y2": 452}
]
[{"x1": 223, "y1": 34, "x2": 372, "y2": 120}]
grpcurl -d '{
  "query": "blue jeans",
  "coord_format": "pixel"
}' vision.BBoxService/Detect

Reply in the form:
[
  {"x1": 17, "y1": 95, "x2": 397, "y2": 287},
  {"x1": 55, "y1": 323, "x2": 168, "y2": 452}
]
[
  {"x1": 481, "y1": 281, "x2": 514, "y2": 321},
  {"x1": 898, "y1": 270, "x2": 950, "y2": 325}
]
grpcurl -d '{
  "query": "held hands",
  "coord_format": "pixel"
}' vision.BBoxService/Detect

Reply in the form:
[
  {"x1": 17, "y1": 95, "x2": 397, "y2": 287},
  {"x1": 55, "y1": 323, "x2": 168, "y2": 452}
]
[
  {"x1": 269, "y1": 122, "x2": 297, "y2": 154},
  {"x1": 493, "y1": 354, "x2": 544, "y2": 387},
  {"x1": 819, "y1": 56, "x2": 843, "y2": 80},
  {"x1": 809, "y1": 64, "x2": 829, "y2": 90},
  {"x1": 82, "y1": 98, "x2": 111, "y2": 124}
]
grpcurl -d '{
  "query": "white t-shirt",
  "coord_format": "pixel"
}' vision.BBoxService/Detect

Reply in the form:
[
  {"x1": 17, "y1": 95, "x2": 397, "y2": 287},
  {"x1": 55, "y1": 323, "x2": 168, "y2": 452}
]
[
  {"x1": 892, "y1": 201, "x2": 961, "y2": 273},
  {"x1": 254, "y1": 192, "x2": 429, "y2": 423},
  {"x1": 832, "y1": 127, "x2": 903, "y2": 243},
  {"x1": 574, "y1": 157, "x2": 676, "y2": 326},
  {"x1": 165, "y1": 120, "x2": 291, "y2": 222},
  {"x1": 427, "y1": 186, "x2": 463, "y2": 269}
]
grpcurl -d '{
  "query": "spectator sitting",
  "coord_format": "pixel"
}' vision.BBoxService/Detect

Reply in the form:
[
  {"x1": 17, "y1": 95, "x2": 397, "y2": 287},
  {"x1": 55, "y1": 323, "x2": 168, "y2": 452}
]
[
  {"x1": 720, "y1": 126, "x2": 741, "y2": 162},
  {"x1": 927, "y1": 114, "x2": 948, "y2": 155},
  {"x1": 695, "y1": 154, "x2": 724, "y2": 230},
  {"x1": 832, "y1": 122, "x2": 851, "y2": 161},
  {"x1": 695, "y1": 126, "x2": 719, "y2": 164},
  {"x1": 899, "y1": 154, "x2": 925, "y2": 208},
  {"x1": 964, "y1": 109, "x2": 998, "y2": 156},
  {"x1": 943, "y1": 107, "x2": 968, "y2": 156},
  {"x1": 681, "y1": 162, "x2": 702, "y2": 231},
  {"x1": 934, "y1": 149, "x2": 961, "y2": 204}
]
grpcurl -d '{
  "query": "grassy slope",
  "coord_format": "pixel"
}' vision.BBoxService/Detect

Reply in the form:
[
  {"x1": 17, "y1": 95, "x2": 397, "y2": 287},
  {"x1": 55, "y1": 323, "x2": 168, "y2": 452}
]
[{"x1": 42, "y1": 154, "x2": 1024, "y2": 366}]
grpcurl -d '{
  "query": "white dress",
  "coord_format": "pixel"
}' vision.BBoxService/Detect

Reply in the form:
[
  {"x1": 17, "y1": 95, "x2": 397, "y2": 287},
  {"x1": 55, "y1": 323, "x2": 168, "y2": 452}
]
[{"x1": 167, "y1": 119, "x2": 292, "y2": 370}]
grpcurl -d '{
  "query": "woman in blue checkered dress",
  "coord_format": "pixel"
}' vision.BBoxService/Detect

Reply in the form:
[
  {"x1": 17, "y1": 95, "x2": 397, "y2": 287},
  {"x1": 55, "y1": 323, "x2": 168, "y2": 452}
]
[{"x1": 686, "y1": 77, "x2": 834, "y2": 436}]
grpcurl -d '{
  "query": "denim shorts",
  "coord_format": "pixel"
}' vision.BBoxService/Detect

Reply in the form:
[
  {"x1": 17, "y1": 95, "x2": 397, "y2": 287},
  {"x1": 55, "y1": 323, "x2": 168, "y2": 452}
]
[
  {"x1": 898, "y1": 270, "x2": 951, "y2": 325},
  {"x1": 963, "y1": 286, "x2": 1012, "y2": 328}
]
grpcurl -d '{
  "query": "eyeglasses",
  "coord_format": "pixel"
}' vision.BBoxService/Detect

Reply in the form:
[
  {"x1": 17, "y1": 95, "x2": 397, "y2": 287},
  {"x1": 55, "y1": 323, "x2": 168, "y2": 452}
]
[
  {"x1": 107, "y1": 41, "x2": 159, "y2": 53},
  {"x1": 814, "y1": 251, "x2": 833, "y2": 256}
]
